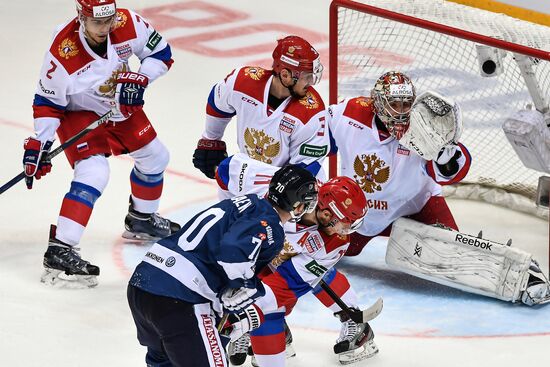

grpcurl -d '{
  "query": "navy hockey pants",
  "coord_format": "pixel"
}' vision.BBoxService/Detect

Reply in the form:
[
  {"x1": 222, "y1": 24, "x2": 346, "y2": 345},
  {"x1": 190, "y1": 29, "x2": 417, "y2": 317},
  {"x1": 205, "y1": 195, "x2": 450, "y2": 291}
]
[{"x1": 127, "y1": 284, "x2": 229, "y2": 367}]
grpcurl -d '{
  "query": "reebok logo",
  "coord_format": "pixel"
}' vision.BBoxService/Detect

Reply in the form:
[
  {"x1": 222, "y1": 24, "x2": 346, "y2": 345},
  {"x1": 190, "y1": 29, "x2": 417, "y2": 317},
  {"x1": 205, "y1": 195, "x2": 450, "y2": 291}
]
[{"x1": 455, "y1": 234, "x2": 493, "y2": 251}]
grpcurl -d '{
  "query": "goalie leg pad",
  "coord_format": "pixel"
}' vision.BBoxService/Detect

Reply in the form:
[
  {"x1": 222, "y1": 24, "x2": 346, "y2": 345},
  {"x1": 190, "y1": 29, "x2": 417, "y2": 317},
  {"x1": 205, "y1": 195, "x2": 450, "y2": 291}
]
[{"x1": 386, "y1": 218, "x2": 532, "y2": 303}]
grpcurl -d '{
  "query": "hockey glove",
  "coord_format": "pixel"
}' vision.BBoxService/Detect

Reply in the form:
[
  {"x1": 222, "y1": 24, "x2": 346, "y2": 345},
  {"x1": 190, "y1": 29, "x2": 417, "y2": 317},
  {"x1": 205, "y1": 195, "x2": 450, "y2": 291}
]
[
  {"x1": 116, "y1": 72, "x2": 149, "y2": 118},
  {"x1": 23, "y1": 137, "x2": 54, "y2": 189},
  {"x1": 435, "y1": 144, "x2": 462, "y2": 177},
  {"x1": 221, "y1": 304, "x2": 264, "y2": 341},
  {"x1": 221, "y1": 286, "x2": 263, "y2": 312},
  {"x1": 192, "y1": 138, "x2": 227, "y2": 179}
]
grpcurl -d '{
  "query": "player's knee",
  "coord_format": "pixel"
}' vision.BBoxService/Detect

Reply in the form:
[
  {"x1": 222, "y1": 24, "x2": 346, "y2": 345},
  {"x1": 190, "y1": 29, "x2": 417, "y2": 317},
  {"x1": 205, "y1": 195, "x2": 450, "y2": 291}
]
[
  {"x1": 73, "y1": 155, "x2": 110, "y2": 193},
  {"x1": 132, "y1": 138, "x2": 170, "y2": 174}
]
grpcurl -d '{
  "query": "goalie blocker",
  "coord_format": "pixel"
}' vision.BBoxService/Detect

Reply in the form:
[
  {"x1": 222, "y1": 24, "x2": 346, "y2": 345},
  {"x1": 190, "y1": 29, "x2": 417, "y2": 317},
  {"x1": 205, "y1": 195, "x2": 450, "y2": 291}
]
[{"x1": 386, "y1": 218, "x2": 550, "y2": 305}]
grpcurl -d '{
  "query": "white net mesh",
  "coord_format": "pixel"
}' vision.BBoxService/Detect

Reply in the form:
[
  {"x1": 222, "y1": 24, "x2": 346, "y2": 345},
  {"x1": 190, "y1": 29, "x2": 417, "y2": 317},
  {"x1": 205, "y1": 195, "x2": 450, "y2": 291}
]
[{"x1": 333, "y1": 0, "x2": 550, "y2": 208}]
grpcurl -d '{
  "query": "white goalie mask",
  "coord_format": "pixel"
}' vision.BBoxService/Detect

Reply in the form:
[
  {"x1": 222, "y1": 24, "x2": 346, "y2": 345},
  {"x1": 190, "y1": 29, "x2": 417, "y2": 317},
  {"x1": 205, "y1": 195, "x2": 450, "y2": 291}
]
[{"x1": 371, "y1": 71, "x2": 416, "y2": 140}]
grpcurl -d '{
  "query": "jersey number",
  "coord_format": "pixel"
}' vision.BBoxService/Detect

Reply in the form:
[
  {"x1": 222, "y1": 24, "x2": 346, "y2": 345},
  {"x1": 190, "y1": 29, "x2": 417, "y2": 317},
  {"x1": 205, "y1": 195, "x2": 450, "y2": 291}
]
[{"x1": 177, "y1": 207, "x2": 225, "y2": 251}]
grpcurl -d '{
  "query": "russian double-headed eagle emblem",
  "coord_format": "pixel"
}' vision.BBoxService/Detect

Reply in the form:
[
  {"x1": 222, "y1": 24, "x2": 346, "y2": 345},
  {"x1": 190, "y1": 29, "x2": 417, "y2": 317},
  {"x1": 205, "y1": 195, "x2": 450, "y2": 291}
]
[
  {"x1": 271, "y1": 239, "x2": 297, "y2": 268},
  {"x1": 115, "y1": 11, "x2": 127, "y2": 29},
  {"x1": 244, "y1": 128, "x2": 280, "y2": 164},
  {"x1": 353, "y1": 153, "x2": 390, "y2": 193},
  {"x1": 299, "y1": 91, "x2": 319, "y2": 109},
  {"x1": 98, "y1": 63, "x2": 129, "y2": 96},
  {"x1": 244, "y1": 67, "x2": 265, "y2": 81},
  {"x1": 58, "y1": 38, "x2": 79, "y2": 59}
]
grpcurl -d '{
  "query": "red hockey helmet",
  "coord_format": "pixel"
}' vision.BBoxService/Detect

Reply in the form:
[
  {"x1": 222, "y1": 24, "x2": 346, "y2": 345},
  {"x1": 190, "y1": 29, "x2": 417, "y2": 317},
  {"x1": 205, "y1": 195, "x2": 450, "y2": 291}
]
[
  {"x1": 272, "y1": 35, "x2": 323, "y2": 85},
  {"x1": 318, "y1": 176, "x2": 367, "y2": 235},
  {"x1": 371, "y1": 71, "x2": 416, "y2": 140},
  {"x1": 75, "y1": 0, "x2": 116, "y2": 18}
]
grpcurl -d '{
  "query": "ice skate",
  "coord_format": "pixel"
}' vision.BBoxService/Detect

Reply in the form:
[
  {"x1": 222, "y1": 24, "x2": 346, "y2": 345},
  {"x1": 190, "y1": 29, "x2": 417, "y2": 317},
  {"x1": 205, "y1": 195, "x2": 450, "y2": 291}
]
[
  {"x1": 333, "y1": 309, "x2": 378, "y2": 365},
  {"x1": 122, "y1": 197, "x2": 181, "y2": 241},
  {"x1": 41, "y1": 225, "x2": 99, "y2": 288},
  {"x1": 228, "y1": 332, "x2": 250, "y2": 366}
]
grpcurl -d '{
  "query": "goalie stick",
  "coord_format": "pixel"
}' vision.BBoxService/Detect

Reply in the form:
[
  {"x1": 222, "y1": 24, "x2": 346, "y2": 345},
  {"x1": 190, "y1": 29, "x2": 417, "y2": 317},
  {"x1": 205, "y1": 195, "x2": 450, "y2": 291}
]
[
  {"x1": 320, "y1": 279, "x2": 383, "y2": 324},
  {"x1": 0, "y1": 110, "x2": 114, "y2": 195}
]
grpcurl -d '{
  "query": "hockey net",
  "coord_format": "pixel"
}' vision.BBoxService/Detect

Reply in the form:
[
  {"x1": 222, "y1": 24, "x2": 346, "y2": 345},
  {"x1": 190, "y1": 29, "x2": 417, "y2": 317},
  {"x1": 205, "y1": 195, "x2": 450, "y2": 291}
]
[{"x1": 329, "y1": 0, "x2": 550, "y2": 217}]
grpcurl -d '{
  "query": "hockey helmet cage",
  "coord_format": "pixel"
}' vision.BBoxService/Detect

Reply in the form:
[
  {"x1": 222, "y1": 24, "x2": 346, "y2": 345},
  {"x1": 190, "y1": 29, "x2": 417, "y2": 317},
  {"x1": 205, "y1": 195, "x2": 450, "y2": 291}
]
[
  {"x1": 272, "y1": 35, "x2": 323, "y2": 85},
  {"x1": 268, "y1": 165, "x2": 318, "y2": 222},
  {"x1": 318, "y1": 176, "x2": 367, "y2": 234},
  {"x1": 371, "y1": 71, "x2": 416, "y2": 140},
  {"x1": 76, "y1": 0, "x2": 116, "y2": 18}
]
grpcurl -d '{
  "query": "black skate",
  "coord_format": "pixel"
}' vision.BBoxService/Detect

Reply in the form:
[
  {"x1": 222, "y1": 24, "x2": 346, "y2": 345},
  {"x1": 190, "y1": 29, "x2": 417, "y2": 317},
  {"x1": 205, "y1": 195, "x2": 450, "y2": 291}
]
[
  {"x1": 228, "y1": 333, "x2": 250, "y2": 366},
  {"x1": 333, "y1": 309, "x2": 378, "y2": 365},
  {"x1": 41, "y1": 225, "x2": 100, "y2": 288},
  {"x1": 122, "y1": 197, "x2": 181, "y2": 241}
]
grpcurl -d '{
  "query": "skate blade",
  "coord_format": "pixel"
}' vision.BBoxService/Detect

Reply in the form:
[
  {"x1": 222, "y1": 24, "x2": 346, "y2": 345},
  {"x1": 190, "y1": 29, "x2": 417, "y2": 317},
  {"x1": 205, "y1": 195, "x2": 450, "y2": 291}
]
[
  {"x1": 121, "y1": 230, "x2": 160, "y2": 242},
  {"x1": 337, "y1": 340, "x2": 379, "y2": 365},
  {"x1": 40, "y1": 269, "x2": 98, "y2": 289},
  {"x1": 286, "y1": 344, "x2": 296, "y2": 358}
]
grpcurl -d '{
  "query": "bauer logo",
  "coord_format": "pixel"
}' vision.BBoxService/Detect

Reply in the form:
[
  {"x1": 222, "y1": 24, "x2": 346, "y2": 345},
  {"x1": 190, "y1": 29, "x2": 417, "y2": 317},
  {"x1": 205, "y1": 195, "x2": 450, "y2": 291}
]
[{"x1": 455, "y1": 234, "x2": 493, "y2": 250}]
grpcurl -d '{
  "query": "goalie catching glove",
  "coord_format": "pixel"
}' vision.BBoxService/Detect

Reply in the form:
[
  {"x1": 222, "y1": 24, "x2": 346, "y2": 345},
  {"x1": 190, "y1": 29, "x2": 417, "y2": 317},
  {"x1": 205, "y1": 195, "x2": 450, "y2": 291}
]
[
  {"x1": 23, "y1": 137, "x2": 54, "y2": 189},
  {"x1": 220, "y1": 304, "x2": 264, "y2": 341},
  {"x1": 400, "y1": 91, "x2": 463, "y2": 160},
  {"x1": 192, "y1": 138, "x2": 228, "y2": 179}
]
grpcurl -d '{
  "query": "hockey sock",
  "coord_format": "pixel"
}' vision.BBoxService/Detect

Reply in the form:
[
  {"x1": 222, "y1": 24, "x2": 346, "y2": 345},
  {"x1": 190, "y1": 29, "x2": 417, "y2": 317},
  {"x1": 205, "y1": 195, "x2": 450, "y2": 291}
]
[{"x1": 130, "y1": 167, "x2": 163, "y2": 213}]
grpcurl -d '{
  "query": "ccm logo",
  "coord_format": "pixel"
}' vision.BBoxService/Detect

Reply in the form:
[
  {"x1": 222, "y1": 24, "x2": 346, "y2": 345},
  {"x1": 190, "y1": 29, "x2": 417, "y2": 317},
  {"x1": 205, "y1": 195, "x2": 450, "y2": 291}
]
[{"x1": 138, "y1": 124, "x2": 152, "y2": 136}]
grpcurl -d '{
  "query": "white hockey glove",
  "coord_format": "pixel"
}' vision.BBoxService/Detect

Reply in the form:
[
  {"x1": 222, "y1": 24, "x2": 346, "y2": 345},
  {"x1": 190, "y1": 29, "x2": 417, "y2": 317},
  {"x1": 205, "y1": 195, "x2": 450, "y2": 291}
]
[
  {"x1": 221, "y1": 286, "x2": 262, "y2": 312},
  {"x1": 221, "y1": 304, "x2": 264, "y2": 341},
  {"x1": 400, "y1": 91, "x2": 463, "y2": 160}
]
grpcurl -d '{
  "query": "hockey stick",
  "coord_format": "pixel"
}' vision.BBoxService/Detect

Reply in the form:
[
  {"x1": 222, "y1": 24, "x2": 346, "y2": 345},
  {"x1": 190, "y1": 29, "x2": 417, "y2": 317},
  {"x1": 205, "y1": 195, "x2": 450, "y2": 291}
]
[
  {"x1": 0, "y1": 110, "x2": 114, "y2": 195},
  {"x1": 319, "y1": 279, "x2": 383, "y2": 324}
]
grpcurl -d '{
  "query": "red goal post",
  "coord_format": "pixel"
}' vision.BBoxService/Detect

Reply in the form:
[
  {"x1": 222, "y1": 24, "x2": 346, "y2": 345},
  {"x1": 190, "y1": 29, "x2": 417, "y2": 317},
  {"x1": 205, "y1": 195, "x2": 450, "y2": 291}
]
[{"x1": 328, "y1": 0, "x2": 550, "y2": 217}]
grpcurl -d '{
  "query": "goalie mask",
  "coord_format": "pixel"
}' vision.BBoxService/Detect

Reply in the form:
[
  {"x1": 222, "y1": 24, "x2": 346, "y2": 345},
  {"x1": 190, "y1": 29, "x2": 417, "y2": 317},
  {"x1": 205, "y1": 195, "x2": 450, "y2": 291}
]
[
  {"x1": 272, "y1": 35, "x2": 323, "y2": 86},
  {"x1": 267, "y1": 165, "x2": 318, "y2": 222},
  {"x1": 371, "y1": 71, "x2": 416, "y2": 140},
  {"x1": 317, "y1": 177, "x2": 367, "y2": 235}
]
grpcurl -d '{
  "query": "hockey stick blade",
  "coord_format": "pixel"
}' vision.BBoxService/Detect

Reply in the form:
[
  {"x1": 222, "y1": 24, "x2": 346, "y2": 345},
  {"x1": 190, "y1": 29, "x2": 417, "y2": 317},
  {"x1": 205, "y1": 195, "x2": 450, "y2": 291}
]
[
  {"x1": 0, "y1": 110, "x2": 113, "y2": 195},
  {"x1": 354, "y1": 297, "x2": 383, "y2": 323},
  {"x1": 319, "y1": 280, "x2": 383, "y2": 323}
]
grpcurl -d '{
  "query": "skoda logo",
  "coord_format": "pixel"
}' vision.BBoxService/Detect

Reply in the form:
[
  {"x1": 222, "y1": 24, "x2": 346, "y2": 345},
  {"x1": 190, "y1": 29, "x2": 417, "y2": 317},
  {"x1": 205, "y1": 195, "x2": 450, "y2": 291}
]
[{"x1": 165, "y1": 256, "x2": 176, "y2": 267}]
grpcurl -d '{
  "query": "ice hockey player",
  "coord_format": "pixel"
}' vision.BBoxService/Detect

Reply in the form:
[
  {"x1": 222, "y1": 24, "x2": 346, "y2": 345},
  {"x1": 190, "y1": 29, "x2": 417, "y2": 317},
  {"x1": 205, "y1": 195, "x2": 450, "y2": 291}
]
[
  {"x1": 192, "y1": 35, "x2": 328, "y2": 181},
  {"x1": 23, "y1": 0, "x2": 179, "y2": 288},
  {"x1": 224, "y1": 176, "x2": 377, "y2": 366},
  {"x1": 127, "y1": 165, "x2": 318, "y2": 367},
  {"x1": 328, "y1": 70, "x2": 550, "y2": 306}
]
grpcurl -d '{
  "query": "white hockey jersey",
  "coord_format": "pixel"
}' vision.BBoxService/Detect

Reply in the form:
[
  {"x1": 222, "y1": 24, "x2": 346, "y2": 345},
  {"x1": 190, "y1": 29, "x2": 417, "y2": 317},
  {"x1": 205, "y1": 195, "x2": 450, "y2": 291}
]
[
  {"x1": 255, "y1": 221, "x2": 350, "y2": 314},
  {"x1": 32, "y1": 9, "x2": 173, "y2": 141},
  {"x1": 204, "y1": 66, "x2": 329, "y2": 174},
  {"x1": 328, "y1": 97, "x2": 471, "y2": 236}
]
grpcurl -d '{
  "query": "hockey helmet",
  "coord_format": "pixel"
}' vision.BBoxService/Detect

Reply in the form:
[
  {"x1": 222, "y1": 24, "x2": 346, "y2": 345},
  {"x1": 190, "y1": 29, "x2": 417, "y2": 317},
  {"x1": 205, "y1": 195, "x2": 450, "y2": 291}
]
[
  {"x1": 75, "y1": 0, "x2": 116, "y2": 18},
  {"x1": 272, "y1": 36, "x2": 323, "y2": 85},
  {"x1": 371, "y1": 71, "x2": 416, "y2": 140},
  {"x1": 318, "y1": 176, "x2": 367, "y2": 235},
  {"x1": 267, "y1": 165, "x2": 318, "y2": 222}
]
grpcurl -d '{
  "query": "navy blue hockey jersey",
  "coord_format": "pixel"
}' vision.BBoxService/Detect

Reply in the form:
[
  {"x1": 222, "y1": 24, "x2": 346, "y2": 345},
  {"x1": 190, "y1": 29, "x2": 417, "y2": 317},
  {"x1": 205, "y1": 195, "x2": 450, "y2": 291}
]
[{"x1": 129, "y1": 195, "x2": 285, "y2": 313}]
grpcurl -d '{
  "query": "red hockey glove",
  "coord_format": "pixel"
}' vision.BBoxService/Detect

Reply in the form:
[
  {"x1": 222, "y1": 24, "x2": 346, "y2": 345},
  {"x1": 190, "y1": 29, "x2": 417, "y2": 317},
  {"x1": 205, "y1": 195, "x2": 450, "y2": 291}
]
[
  {"x1": 116, "y1": 72, "x2": 149, "y2": 118},
  {"x1": 23, "y1": 137, "x2": 54, "y2": 189}
]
